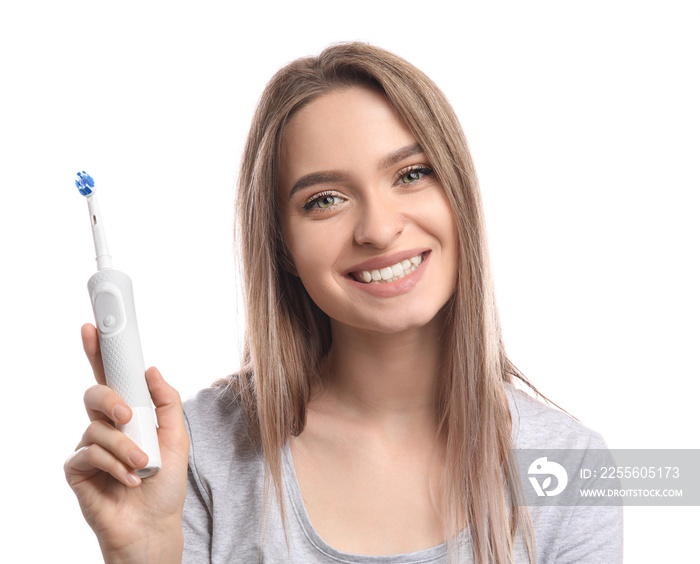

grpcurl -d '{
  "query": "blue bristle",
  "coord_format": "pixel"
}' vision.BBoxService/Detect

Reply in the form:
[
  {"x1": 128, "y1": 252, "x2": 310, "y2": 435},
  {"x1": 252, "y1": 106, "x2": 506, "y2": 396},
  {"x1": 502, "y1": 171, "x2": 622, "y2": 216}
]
[{"x1": 76, "y1": 171, "x2": 94, "y2": 196}]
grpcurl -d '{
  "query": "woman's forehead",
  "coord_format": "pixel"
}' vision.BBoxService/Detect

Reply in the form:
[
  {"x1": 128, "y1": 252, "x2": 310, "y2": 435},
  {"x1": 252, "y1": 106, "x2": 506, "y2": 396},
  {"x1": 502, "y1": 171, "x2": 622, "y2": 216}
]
[{"x1": 278, "y1": 86, "x2": 418, "y2": 195}]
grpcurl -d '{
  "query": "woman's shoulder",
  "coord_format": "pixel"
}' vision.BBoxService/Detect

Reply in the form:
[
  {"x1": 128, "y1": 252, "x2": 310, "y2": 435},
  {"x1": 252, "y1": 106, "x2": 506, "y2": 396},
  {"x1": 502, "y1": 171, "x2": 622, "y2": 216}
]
[
  {"x1": 181, "y1": 383, "x2": 269, "y2": 561},
  {"x1": 504, "y1": 382, "x2": 609, "y2": 450},
  {"x1": 182, "y1": 382, "x2": 261, "y2": 468},
  {"x1": 183, "y1": 384, "x2": 244, "y2": 432}
]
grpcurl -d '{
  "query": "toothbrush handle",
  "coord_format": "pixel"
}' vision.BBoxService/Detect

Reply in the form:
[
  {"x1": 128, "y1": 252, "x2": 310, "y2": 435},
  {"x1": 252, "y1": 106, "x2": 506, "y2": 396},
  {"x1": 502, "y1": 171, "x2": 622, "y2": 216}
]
[{"x1": 87, "y1": 269, "x2": 162, "y2": 477}]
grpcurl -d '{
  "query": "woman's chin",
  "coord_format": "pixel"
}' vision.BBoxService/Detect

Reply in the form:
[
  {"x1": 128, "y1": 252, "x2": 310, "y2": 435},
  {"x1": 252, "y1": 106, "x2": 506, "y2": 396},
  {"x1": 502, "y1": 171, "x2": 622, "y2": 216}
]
[{"x1": 330, "y1": 308, "x2": 447, "y2": 338}]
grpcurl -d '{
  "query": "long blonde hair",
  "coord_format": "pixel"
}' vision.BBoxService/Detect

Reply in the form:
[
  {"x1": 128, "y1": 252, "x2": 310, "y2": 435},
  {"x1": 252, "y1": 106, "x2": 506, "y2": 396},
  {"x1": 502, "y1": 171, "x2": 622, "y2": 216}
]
[{"x1": 230, "y1": 42, "x2": 535, "y2": 563}]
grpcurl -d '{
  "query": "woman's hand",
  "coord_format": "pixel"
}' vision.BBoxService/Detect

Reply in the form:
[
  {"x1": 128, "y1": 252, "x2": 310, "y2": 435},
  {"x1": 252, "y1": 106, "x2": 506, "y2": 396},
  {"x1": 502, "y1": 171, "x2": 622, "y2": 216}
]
[{"x1": 64, "y1": 324, "x2": 190, "y2": 563}]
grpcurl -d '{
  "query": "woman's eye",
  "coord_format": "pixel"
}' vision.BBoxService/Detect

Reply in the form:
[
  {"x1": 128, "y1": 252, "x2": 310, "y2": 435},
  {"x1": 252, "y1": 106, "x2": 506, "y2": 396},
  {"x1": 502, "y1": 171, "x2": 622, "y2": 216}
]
[
  {"x1": 303, "y1": 192, "x2": 343, "y2": 211},
  {"x1": 398, "y1": 166, "x2": 433, "y2": 184}
]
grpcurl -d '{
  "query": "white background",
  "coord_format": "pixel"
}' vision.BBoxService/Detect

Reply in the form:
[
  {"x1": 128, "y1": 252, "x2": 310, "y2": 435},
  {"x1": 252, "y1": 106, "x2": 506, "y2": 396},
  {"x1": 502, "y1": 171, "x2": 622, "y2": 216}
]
[{"x1": 1, "y1": 1, "x2": 698, "y2": 561}]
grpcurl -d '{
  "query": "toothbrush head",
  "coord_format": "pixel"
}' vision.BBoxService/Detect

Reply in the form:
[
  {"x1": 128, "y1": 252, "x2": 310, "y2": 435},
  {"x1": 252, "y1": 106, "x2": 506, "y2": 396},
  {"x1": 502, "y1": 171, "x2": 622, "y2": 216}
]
[{"x1": 76, "y1": 171, "x2": 95, "y2": 196}]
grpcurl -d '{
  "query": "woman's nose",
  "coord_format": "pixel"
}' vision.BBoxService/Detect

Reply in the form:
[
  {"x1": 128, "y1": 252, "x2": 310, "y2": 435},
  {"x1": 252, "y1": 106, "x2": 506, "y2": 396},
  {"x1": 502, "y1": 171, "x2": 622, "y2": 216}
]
[{"x1": 353, "y1": 193, "x2": 406, "y2": 248}]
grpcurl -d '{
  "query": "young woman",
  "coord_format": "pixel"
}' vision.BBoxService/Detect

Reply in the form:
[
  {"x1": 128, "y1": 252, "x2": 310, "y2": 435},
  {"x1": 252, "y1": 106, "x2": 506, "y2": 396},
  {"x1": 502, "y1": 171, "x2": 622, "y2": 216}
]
[{"x1": 65, "y1": 43, "x2": 622, "y2": 563}]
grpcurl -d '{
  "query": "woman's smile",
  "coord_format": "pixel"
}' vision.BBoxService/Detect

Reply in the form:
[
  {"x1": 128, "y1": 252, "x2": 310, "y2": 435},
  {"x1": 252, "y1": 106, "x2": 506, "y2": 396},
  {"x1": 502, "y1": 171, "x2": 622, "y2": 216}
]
[
  {"x1": 345, "y1": 249, "x2": 428, "y2": 284},
  {"x1": 341, "y1": 249, "x2": 431, "y2": 299}
]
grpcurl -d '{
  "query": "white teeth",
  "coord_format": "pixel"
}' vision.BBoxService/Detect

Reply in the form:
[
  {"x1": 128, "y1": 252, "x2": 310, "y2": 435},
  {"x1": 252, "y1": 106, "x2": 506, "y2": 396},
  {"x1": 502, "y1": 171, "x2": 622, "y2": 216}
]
[
  {"x1": 353, "y1": 254, "x2": 424, "y2": 284},
  {"x1": 380, "y1": 267, "x2": 394, "y2": 280}
]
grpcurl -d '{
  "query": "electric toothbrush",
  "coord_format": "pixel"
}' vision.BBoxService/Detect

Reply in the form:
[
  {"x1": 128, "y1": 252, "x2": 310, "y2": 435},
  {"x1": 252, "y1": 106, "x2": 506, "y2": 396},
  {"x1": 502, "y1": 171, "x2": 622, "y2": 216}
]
[{"x1": 76, "y1": 171, "x2": 161, "y2": 478}]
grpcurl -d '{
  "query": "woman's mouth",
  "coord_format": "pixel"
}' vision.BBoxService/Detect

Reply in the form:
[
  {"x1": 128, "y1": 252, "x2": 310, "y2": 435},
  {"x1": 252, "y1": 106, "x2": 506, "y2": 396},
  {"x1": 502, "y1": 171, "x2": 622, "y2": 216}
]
[{"x1": 351, "y1": 253, "x2": 425, "y2": 284}]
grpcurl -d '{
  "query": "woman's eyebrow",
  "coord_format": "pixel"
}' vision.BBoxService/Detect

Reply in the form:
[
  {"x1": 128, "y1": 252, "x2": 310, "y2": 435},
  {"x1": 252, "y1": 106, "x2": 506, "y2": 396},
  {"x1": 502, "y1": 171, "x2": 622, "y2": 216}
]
[
  {"x1": 287, "y1": 143, "x2": 425, "y2": 201},
  {"x1": 288, "y1": 171, "x2": 349, "y2": 200},
  {"x1": 379, "y1": 143, "x2": 424, "y2": 170}
]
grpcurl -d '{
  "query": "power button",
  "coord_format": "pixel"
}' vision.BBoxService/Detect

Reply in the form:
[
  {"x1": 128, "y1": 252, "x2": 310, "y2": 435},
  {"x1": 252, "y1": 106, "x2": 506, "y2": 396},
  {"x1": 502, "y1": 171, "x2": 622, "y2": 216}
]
[{"x1": 93, "y1": 284, "x2": 125, "y2": 334}]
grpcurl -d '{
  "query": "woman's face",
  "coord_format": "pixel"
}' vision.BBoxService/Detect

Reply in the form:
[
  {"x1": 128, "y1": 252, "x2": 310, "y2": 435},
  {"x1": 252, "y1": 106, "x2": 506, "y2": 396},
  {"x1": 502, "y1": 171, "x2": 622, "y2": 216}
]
[{"x1": 278, "y1": 86, "x2": 459, "y2": 335}]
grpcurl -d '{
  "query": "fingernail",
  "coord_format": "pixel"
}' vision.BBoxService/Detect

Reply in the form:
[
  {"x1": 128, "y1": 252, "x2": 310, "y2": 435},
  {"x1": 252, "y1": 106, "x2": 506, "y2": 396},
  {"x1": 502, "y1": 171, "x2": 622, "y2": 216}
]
[
  {"x1": 129, "y1": 449, "x2": 147, "y2": 467},
  {"x1": 113, "y1": 405, "x2": 129, "y2": 422},
  {"x1": 126, "y1": 472, "x2": 141, "y2": 487}
]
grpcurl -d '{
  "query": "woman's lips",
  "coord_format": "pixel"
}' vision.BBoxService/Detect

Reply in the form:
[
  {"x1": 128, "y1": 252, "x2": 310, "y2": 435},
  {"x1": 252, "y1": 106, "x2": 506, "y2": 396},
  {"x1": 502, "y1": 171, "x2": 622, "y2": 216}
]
[
  {"x1": 344, "y1": 251, "x2": 431, "y2": 298},
  {"x1": 350, "y1": 252, "x2": 425, "y2": 284},
  {"x1": 345, "y1": 248, "x2": 430, "y2": 276}
]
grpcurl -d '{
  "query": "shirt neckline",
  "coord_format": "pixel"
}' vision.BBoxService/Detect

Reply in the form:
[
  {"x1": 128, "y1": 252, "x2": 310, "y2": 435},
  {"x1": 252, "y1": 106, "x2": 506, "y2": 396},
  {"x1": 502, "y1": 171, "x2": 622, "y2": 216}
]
[
  {"x1": 280, "y1": 382, "x2": 522, "y2": 563},
  {"x1": 281, "y1": 442, "x2": 462, "y2": 563}
]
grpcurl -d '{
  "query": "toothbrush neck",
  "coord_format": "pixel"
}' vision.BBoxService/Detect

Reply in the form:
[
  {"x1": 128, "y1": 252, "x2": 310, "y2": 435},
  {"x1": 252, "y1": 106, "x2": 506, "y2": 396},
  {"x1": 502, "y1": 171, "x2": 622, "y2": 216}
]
[{"x1": 97, "y1": 256, "x2": 113, "y2": 270}]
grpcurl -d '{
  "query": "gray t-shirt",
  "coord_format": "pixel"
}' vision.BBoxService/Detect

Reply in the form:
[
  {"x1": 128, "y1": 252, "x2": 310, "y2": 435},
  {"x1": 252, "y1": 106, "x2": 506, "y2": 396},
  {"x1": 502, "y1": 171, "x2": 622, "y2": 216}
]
[{"x1": 182, "y1": 384, "x2": 622, "y2": 563}]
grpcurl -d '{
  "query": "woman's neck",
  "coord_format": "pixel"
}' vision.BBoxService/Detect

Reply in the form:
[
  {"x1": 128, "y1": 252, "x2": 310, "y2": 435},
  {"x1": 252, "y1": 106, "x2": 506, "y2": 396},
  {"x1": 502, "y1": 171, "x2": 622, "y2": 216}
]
[{"x1": 319, "y1": 313, "x2": 446, "y2": 437}]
